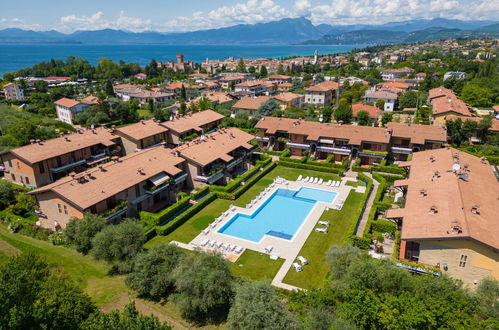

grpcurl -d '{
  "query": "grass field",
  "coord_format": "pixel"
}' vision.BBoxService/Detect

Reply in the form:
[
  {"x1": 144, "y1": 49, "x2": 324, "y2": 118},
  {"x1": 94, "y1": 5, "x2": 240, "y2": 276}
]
[
  {"x1": 0, "y1": 225, "x2": 224, "y2": 330},
  {"x1": 231, "y1": 249, "x2": 284, "y2": 281},
  {"x1": 282, "y1": 191, "x2": 364, "y2": 289},
  {"x1": 145, "y1": 166, "x2": 341, "y2": 248}
]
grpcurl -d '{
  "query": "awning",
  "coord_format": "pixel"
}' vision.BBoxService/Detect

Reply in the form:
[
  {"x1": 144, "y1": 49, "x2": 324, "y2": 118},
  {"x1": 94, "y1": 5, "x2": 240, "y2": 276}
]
[{"x1": 149, "y1": 172, "x2": 169, "y2": 186}]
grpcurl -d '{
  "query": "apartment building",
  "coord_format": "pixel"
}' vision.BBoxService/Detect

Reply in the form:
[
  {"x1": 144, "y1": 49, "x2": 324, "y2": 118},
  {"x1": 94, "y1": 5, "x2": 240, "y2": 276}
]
[
  {"x1": 163, "y1": 110, "x2": 225, "y2": 145},
  {"x1": 114, "y1": 119, "x2": 169, "y2": 155},
  {"x1": 429, "y1": 86, "x2": 472, "y2": 125},
  {"x1": 255, "y1": 117, "x2": 447, "y2": 165},
  {"x1": 1, "y1": 127, "x2": 121, "y2": 188},
  {"x1": 304, "y1": 81, "x2": 341, "y2": 107},
  {"x1": 3, "y1": 82, "x2": 25, "y2": 100},
  {"x1": 386, "y1": 148, "x2": 498, "y2": 286},
  {"x1": 386, "y1": 122, "x2": 447, "y2": 161},
  {"x1": 174, "y1": 128, "x2": 255, "y2": 187},
  {"x1": 29, "y1": 146, "x2": 187, "y2": 230},
  {"x1": 54, "y1": 98, "x2": 89, "y2": 124}
]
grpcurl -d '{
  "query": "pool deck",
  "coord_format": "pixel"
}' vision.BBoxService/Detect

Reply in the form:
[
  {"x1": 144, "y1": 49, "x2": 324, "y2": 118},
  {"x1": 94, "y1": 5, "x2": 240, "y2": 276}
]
[{"x1": 185, "y1": 176, "x2": 356, "y2": 290}]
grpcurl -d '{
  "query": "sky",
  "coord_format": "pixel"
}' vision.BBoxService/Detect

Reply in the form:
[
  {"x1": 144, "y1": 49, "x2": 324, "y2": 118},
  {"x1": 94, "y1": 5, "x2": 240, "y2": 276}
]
[{"x1": 1, "y1": 0, "x2": 498, "y2": 33}]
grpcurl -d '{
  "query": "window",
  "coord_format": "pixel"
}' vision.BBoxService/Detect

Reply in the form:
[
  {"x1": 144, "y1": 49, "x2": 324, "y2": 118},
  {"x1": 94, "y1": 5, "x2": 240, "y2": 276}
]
[
  {"x1": 63, "y1": 205, "x2": 68, "y2": 215},
  {"x1": 459, "y1": 255, "x2": 467, "y2": 267},
  {"x1": 58, "y1": 204, "x2": 62, "y2": 213}
]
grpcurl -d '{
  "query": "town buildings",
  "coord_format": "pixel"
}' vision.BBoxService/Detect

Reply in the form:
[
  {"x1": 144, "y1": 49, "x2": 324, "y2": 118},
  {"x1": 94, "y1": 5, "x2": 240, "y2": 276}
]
[
  {"x1": 386, "y1": 148, "x2": 498, "y2": 286},
  {"x1": 3, "y1": 82, "x2": 25, "y2": 100}
]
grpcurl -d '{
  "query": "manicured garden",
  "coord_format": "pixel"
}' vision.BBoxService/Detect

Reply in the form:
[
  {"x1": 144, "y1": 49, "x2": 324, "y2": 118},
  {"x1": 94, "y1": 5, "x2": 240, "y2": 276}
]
[
  {"x1": 145, "y1": 165, "x2": 341, "y2": 248},
  {"x1": 231, "y1": 249, "x2": 284, "y2": 281},
  {"x1": 282, "y1": 191, "x2": 364, "y2": 289}
]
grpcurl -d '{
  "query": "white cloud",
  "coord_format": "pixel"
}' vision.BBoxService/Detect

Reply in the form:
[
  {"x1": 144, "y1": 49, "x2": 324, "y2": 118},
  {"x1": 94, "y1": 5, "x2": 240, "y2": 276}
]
[{"x1": 58, "y1": 11, "x2": 152, "y2": 32}]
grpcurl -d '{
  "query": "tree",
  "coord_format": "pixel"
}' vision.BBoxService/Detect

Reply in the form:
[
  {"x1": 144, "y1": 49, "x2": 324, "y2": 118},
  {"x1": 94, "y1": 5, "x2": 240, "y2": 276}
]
[
  {"x1": 357, "y1": 111, "x2": 371, "y2": 126},
  {"x1": 64, "y1": 213, "x2": 106, "y2": 254},
  {"x1": 398, "y1": 91, "x2": 418, "y2": 110},
  {"x1": 236, "y1": 58, "x2": 246, "y2": 73},
  {"x1": 32, "y1": 274, "x2": 97, "y2": 329},
  {"x1": 381, "y1": 112, "x2": 393, "y2": 126},
  {"x1": 0, "y1": 180, "x2": 16, "y2": 210},
  {"x1": 105, "y1": 80, "x2": 115, "y2": 96},
  {"x1": 334, "y1": 103, "x2": 353, "y2": 124},
  {"x1": 172, "y1": 253, "x2": 233, "y2": 323},
  {"x1": 180, "y1": 85, "x2": 187, "y2": 101},
  {"x1": 257, "y1": 99, "x2": 280, "y2": 117},
  {"x1": 227, "y1": 281, "x2": 299, "y2": 330},
  {"x1": 126, "y1": 244, "x2": 184, "y2": 300},
  {"x1": 375, "y1": 99, "x2": 385, "y2": 110},
  {"x1": 83, "y1": 302, "x2": 171, "y2": 330},
  {"x1": 260, "y1": 65, "x2": 268, "y2": 78},
  {"x1": 461, "y1": 84, "x2": 494, "y2": 107},
  {"x1": 91, "y1": 219, "x2": 145, "y2": 263},
  {"x1": 326, "y1": 245, "x2": 361, "y2": 280}
]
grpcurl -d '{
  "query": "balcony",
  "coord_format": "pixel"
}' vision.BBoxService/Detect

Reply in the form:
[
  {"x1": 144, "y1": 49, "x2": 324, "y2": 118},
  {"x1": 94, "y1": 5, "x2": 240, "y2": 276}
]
[
  {"x1": 50, "y1": 159, "x2": 87, "y2": 173},
  {"x1": 358, "y1": 150, "x2": 388, "y2": 159},
  {"x1": 391, "y1": 146, "x2": 413, "y2": 154},
  {"x1": 316, "y1": 146, "x2": 351, "y2": 155},
  {"x1": 255, "y1": 136, "x2": 269, "y2": 142},
  {"x1": 286, "y1": 142, "x2": 310, "y2": 150}
]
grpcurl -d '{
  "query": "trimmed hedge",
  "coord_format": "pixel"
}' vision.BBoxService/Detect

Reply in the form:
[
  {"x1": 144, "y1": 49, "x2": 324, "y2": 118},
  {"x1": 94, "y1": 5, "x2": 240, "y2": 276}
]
[
  {"x1": 371, "y1": 220, "x2": 397, "y2": 234},
  {"x1": 157, "y1": 193, "x2": 217, "y2": 236},
  {"x1": 278, "y1": 160, "x2": 343, "y2": 174}
]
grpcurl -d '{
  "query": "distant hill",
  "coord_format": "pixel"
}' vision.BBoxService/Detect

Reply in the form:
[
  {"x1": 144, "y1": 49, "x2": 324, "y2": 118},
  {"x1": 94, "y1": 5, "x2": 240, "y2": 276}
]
[{"x1": 0, "y1": 17, "x2": 497, "y2": 45}]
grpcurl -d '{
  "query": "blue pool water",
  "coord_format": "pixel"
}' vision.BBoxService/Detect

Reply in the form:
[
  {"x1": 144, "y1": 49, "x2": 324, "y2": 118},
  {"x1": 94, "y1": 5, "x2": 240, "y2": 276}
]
[{"x1": 218, "y1": 187, "x2": 337, "y2": 242}]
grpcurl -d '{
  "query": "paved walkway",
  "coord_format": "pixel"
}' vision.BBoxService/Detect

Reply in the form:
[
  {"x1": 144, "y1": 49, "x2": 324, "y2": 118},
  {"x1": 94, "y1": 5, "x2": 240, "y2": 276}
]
[{"x1": 355, "y1": 173, "x2": 379, "y2": 237}]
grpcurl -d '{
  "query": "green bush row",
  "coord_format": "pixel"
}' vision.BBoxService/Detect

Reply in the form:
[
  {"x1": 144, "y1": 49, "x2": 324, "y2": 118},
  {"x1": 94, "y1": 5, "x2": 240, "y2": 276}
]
[
  {"x1": 157, "y1": 193, "x2": 217, "y2": 236},
  {"x1": 278, "y1": 160, "x2": 343, "y2": 174}
]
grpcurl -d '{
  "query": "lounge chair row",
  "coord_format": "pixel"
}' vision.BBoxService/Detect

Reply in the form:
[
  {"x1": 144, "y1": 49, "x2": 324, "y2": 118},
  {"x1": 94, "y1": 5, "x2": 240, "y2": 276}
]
[{"x1": 199, "y1": 239, "x2": 244, "y2": 254}]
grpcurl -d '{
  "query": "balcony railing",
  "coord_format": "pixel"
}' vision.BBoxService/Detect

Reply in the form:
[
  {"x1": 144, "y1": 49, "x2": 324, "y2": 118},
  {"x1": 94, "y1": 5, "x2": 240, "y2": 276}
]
[
  {"x1": 286, "y1": 142, "x2": 310, "y2": 150},
  {"x1": 316, "y1": 146, "x2": 351, "y2": 155},
  {"x1": 50, "y1": 159, "x2": 87, "y2": 173},
  {"x1": 358, "y1": 150, "x2": 388, "y2": 159},
  {"x1": 391, "y1": 146, "x2": 413, "y2": 154}
]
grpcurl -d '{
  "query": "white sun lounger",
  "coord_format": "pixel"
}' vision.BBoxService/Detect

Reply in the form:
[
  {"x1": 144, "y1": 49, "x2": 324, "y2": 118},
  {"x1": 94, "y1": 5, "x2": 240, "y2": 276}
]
[
  {"x1": 292, "y1": 262, "x2": 303, "y2": 272},
  {"x1": 318, "y1": 178, "x2": 323, "y2": 185},
  {"x1": 318, "y1": 220, "x2": 330, "y2": 227},
  {"x1": 200, "y1": 239, "x2": 210, "y2": 246},
  {"x1": 297, "y1": 175, "x2": 302, "y2": 181},
  {"x1": 315, "y1": 227, "x2": 328, "y2": 234},
  {"x1": 297, "y1": 256, "x2": 308, "y2": 265}
]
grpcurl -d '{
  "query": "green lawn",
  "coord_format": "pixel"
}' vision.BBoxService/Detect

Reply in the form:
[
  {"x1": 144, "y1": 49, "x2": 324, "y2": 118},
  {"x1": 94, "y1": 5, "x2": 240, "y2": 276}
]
[
  {"x1": 231, "y1": 249, "x2": 284, "y2": 281},
  {"x1": 145, "y1": 166, "x2": 342, "y2": 248},
  {"x1": 282, "y1": 191, "x2": 364, "y2": 289}
]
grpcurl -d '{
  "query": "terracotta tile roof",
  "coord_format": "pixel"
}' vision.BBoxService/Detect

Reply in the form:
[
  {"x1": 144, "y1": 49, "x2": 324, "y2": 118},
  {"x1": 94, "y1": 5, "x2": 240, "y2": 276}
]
[
  {"x1": 365, "y1": 90, "x2": 398, "y2": 100},
  {"x1": 175, "y1": 127, "x2": 254, "y2": 167},
  {"x1": 115, "y1": 119, "x2": 169, "y2": 141},
  {"x1": 8, "y1": 127, "x2": 118, "y2": 164},
  {"x1": 162, "y1": 110, "x2": 224, "y2": 134},
  {"x1": 386, "y1": 122, "x2": 447, "y2": 144},
  {"x1": 54, "y1": 97, "x2": 81, "y2": 108},
  {"x1": 306, "y1": 81, "x2": 341, "y2": 92},
  {"x1": 255, "y1": 116, "x2": 390, "y2": 145},
  {"x1": 386, "y1": 148, "x2": 499, "y2": 250},
  {"x1": 232, "y1": 96, "x2": 270, "y2": 111},
  {"x1": 443, "y1": 115, "x2": 499, "y2": 133},
  {"x1": 352, "y1": 103, "x2": 381, "y2": 118},
  {"x1": 30, "y1": 146, "x2": 185, "y2": 210},
  {"x1": 273, "y1": 92, "x2": 304, "y2": 103}
]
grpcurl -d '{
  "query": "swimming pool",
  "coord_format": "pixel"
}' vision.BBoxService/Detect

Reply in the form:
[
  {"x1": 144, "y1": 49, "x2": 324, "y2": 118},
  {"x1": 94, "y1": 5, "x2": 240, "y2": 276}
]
[{"x1": 218, "y1": 187, "x2": 337, "y2": 242}]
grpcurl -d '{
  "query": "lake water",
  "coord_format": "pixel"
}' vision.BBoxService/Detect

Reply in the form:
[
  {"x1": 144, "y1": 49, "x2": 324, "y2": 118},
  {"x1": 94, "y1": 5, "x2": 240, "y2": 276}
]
[{"x1": 0, "y1": 44, "x2": 359, "y2": 75}]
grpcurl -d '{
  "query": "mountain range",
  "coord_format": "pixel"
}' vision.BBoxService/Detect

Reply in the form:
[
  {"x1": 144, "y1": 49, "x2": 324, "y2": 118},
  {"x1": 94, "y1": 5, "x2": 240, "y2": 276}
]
[{"x1": 0, "y1": 17, "x2": 497, "y2": 45}]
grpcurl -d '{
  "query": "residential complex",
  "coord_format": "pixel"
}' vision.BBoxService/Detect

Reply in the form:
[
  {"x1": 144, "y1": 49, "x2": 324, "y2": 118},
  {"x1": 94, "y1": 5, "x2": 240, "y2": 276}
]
[{"x1": 386, "y1": 148, "x2": 498, "y2": 285}]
